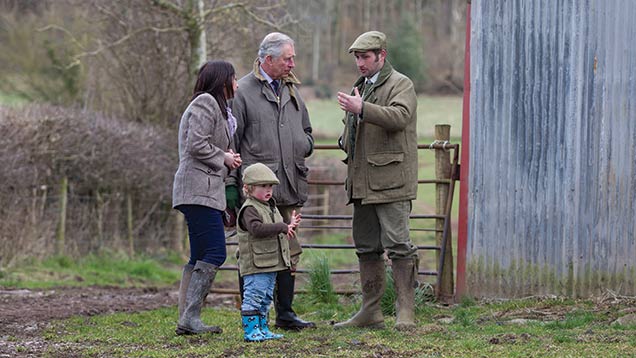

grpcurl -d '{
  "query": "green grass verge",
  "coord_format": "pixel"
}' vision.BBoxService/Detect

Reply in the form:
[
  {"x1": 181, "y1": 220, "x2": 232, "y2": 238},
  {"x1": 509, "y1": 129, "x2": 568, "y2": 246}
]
[
  {"x1": 42, "y1": 297, "x2": 636, "y2": 357},
  {"x1": 0, "y1": 91, "x2": 28, "y2": 107},
  {"x1": 0, "y1": 251, "x2": 181, "y2": 289}
]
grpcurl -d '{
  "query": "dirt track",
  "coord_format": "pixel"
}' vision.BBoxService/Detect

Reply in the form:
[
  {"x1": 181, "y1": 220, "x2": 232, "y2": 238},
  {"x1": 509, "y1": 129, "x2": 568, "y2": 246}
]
[{"x1": 0, "y1": 286, "x2": 233, "y2": 357}]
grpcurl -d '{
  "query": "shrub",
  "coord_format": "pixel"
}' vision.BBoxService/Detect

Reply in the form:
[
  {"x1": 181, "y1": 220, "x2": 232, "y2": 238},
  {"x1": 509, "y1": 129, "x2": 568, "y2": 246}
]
[{"x1": 0, "y1": 104, "x2": 177, "y2": 266}]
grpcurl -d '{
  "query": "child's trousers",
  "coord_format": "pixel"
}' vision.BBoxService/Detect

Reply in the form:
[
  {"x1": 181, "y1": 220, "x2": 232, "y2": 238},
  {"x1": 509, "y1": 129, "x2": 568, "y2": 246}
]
[{"x1": 241, "y1": 272, "x2": 277, "y2": 314}]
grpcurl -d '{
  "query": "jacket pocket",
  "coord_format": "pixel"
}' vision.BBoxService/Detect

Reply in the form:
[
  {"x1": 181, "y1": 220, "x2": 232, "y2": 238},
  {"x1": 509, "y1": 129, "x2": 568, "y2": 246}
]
[
  {"x1": 295, "y1": 162, "x2": 309, "y2": 202},
  {"x1": 191, "y1": 161, "x2": 219, "y2": 197},
  {"x1": 367, "y1": 152, "x2": 405, "y2": 191},
  {"x1": 251, "y1": 238, "x2": 280, "y2": 268}
]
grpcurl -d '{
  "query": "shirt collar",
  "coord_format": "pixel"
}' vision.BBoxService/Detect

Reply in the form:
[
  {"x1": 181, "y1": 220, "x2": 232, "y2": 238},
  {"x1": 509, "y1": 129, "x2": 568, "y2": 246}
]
[
  {"x1": 259, "y1": 65, "x2": 276, "y2": 85},
  {"x1": 366, "y1": 72, "x2": 380, "y2": 84}
]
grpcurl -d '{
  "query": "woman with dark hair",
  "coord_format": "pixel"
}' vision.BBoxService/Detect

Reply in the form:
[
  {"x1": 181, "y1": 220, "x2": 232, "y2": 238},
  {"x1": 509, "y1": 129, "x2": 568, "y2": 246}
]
[{"x1": 172, "y1": 60, "x2": 242, "y2": 335}]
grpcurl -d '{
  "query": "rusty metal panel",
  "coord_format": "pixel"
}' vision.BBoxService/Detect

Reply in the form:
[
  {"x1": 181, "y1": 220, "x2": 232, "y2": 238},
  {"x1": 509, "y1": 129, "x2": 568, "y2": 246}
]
[{"x1": 467, "y1": 0, "x2": 636, "y2": 297}]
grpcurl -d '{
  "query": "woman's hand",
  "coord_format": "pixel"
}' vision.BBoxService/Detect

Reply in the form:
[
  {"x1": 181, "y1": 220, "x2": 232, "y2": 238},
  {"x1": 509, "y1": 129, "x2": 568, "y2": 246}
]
[{"x1": 224, "y1": 149, "x2": 242, "y2": 169}]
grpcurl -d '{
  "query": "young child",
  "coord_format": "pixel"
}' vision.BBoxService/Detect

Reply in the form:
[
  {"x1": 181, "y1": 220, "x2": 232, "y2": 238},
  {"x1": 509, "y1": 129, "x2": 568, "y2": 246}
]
[{"x1": 237, "y1": 163, "x2": 301, "y2": 342}]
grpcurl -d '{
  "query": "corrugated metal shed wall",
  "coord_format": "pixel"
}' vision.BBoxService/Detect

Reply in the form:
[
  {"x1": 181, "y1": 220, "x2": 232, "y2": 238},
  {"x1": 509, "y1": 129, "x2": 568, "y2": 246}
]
[{"x1": 468, "y1": 0, "x2": 636, "y2": 297}]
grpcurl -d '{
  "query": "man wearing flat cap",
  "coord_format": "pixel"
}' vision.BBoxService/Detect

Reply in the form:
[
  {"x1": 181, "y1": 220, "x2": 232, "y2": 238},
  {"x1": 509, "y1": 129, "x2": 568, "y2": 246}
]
[{"x1": 335, "y1": 31, "x2": 419, "y2": 331}]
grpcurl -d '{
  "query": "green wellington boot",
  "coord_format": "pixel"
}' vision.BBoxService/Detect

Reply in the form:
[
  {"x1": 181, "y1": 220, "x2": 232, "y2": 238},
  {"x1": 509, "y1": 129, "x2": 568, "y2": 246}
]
[
  {"x1": 177, "y1": 264, "x2": 194, "y2": 320},
  {"x1": 176, "y1": 260, "x2": 222, "y2": 335},
  {"x1": 392, "y1": 258, "x2": 417, "y2": 331},
  {"x1": 334, "y1": 255, "x2": 386, "y2": 329}
]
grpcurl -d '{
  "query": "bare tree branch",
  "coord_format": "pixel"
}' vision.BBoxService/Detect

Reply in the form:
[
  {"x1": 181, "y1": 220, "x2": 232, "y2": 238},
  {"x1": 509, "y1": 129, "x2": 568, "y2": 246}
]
[
  {"x1": 37, "y1": 24, "x2": 87, "y2": 50},
  {"x1": 39, "y1": 24, "x2": 187, "y2": 69},
  {"x1": 94, "y1": 3, "x2": 129, "y2": 28},
  {"x1": 150, "y1": 0, "x2": 183, "y2": 15},
  {"x1": 233, "y1": 3, "x2": 298, "y2": 30}
]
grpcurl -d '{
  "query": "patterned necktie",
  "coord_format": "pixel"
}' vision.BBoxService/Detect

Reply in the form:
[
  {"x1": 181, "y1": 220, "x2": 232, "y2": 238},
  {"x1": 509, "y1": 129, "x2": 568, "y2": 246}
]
[
  {"x1": 362, "y1": 79, "x2": 373, "y2": 98},
  {"x1": 350, "y1": 79, "x2": 372, "y2": 159},
  {"x1": 271, "y1": 80, "x2": 280, "y2": 95}
]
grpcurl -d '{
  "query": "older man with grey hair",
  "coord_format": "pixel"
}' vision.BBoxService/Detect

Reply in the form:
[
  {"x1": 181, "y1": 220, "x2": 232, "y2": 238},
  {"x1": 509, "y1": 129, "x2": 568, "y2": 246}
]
[{"x1": 230, "y1": 32, "x2": 315, "y2": 330}]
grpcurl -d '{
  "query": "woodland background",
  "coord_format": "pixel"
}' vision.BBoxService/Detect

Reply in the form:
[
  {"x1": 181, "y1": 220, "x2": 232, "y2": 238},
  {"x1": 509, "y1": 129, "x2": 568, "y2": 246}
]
[{"x1": 0, "y1": 0, "x2": 466, "y2": 267}]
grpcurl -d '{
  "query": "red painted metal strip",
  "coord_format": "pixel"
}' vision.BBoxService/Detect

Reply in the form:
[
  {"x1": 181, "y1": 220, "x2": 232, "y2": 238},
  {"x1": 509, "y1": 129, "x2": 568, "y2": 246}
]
[{"x1": 456, "y1": 0, "x2": 471, "y2": 300}]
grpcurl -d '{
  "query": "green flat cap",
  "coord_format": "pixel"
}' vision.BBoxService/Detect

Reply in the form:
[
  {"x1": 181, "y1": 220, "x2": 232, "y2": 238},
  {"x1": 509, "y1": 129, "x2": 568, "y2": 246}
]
[
  {"x1": 242, "y1": 163, "x2": 280, "y2": 185},
  {"x1": 348, "y1": 31, "x2": 387, "y2": 53}
]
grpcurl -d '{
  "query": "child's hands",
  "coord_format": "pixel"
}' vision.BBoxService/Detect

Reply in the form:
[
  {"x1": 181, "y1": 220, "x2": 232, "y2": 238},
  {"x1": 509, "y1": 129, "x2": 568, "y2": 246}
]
[
  {"x1": 286, "y1": 209, "x2": 301, "y2": 239},
  {"x1": 224, "y1": 149, "x2": 242, "y2": 169}
]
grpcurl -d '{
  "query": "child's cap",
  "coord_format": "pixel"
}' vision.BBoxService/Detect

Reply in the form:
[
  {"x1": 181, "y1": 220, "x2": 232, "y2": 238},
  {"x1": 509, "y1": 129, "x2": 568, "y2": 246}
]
[{"x1": 242, "y1": 163, "x2": 280, "y2": 185}]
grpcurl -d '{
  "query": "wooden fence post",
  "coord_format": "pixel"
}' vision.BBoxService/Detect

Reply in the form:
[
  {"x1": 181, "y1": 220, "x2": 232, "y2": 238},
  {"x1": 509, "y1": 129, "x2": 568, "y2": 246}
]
[
  {"x1": 55, "y1": 176, "x2": 68, "y2": 256},
  {"x1": 95, "y1": 190, "x2": 104, "y2": 251},
  {"x1": 126, "y1": 192, "x2": 134, "y2": 257},
  {"x1": 435, "y1": 124, "x2": 454, "y2": 302}
]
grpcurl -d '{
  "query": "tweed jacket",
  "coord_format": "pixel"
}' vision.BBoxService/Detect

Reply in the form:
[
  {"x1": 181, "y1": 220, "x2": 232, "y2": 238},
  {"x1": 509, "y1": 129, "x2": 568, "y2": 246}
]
[
  {"x1": 339, "y1": 61, "x2": 418, "y2": 205},
  {"x1": 237, "y1": 197, "x2": 291, "y2": 276},
  {"x1": 172, "y1": 93, "x2": 231, "y2": 211},
  {"x1": 231, "y1": 59, "x2": 314, "y2": 207}
]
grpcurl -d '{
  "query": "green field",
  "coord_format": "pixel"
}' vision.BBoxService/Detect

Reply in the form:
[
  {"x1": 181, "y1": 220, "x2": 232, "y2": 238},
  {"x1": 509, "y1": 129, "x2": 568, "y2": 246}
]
[{"x1": 306, "y1": 95, "x2": 463, "y2": 140}]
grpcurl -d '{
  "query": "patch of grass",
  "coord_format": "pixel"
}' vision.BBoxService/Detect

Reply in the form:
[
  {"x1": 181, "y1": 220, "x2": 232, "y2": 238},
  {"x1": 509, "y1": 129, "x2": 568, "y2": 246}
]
[
  {"x1": 552, "y1": 332, "x2": 575, "y2": 343},
  {"x1": 453, "y1": 308, "x2": 476, "y2": 328},
  {"x1": 0, "y1": 251, "x2": 180, "y2": 289},
  {"x1": 545, "y1": 310, "x2": 597, "y2": 330},
  {"x1": 41, "y1": 294, "x2": 636, "y2": 357},
  {"x1": 459, "y1": 295, "x2": 477, "y2": 308},
  {"x1": 0, "y1": 91, "x2": 28, "y2": 106},
  {"x1": 307, "y1": 254, "x2": 338, "y2": 305}
]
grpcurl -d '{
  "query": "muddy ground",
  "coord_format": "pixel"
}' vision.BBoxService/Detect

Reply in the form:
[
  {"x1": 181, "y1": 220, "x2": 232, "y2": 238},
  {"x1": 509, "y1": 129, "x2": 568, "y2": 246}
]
[
  {"x1": 2, "y1": 286, "x2": 635, "y2": 357},
  {"x1": 0, "y1": 285, "x2": 236, "y2": 357}
]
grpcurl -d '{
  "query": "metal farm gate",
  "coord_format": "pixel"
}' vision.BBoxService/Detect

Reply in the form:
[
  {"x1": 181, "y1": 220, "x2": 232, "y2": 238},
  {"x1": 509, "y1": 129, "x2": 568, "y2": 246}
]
[{"x1": 214, "y1": 125, "x2": 460, "y2": 302}]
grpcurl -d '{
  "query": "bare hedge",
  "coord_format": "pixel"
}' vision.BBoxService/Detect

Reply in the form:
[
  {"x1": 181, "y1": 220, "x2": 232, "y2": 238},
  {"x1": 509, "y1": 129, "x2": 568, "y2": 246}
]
[
  {"x1": 0, "y1": 104, "x2": 354, "y2": 267},
  {"x1": 0, "y1": 104, "x2": 179, "y2": 266}
]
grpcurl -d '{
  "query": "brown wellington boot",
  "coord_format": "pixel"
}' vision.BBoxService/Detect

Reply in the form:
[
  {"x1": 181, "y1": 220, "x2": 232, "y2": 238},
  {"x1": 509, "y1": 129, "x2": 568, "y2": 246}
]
[
  {"x1": 177, "y1": 264, "x2": 194, "y2": 320},
  {"x1": 176, "y1": 260, "x2": 222, "y2": 335},
  {"x1": 334, "y1": 255, "x2": 386, "y2": 329},
  {"x1": 392, "y1": 258, "x2": 416, "y2": 331}
]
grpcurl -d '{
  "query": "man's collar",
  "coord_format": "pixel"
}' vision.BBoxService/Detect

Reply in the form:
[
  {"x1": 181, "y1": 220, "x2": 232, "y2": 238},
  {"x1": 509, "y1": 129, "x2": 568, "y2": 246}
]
[
  {"x1": 366, "y1": 72, "x2": 380, "y2": 84},
  {"x1": 259, "y1": 65, "x2": 275, "y2": 84},
  {"x1": 252, "y1": 58, "x2": 301, "y2": 85}
]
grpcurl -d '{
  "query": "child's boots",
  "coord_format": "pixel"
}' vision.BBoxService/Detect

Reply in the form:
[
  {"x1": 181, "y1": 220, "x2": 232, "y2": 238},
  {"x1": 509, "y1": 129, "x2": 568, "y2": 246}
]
[
  {"x1": 241, "y1": 311, "x2": 266, "y2": 342},
  {"x1": 259, "y1": 313, "x2": 283, "y2": 340}
]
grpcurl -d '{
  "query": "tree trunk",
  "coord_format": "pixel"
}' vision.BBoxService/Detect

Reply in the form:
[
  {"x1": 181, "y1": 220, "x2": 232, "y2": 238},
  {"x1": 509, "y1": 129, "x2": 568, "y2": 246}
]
[
  {"x1": 186, "y1": 0, "x2": 207, "y2": 84},
  {"x1": 312, "y1": 19, "x2": 321, "y2": 83}
]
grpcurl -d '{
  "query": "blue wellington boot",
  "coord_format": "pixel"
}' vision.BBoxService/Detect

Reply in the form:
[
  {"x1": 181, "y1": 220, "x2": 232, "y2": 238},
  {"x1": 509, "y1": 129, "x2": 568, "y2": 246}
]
[
  {"x1": 259, "y1": 313, "x2": 283, "y2": 340},
  {"x1": 242, "y1": 311, "x2": 266, "y2": 342}
]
